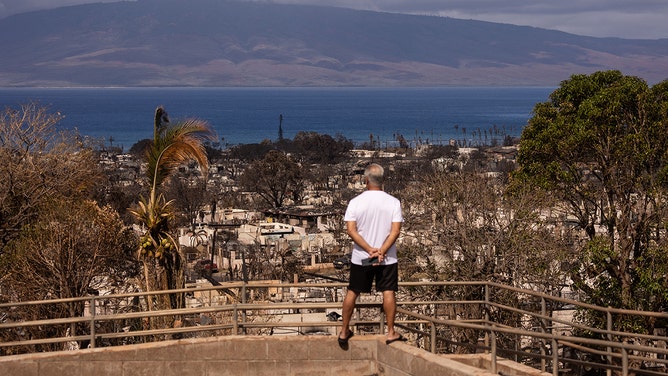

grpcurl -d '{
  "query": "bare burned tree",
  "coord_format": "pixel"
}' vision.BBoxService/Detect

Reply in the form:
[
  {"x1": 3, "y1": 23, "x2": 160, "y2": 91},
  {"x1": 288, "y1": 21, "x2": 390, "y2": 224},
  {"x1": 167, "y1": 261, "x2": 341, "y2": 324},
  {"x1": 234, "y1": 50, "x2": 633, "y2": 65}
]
[
  {"x1": 400, "y1": 169, "x2": 574, "y2": 353},
  {"x1": 239, "y1": 150, "x2": 303, "y2": 209},
  {"x1": 0, "y1": 103, "x2": 99, "y2": 254},
  {"x1": 0, "y1": 103, "x2": 139, "y2": 353}
]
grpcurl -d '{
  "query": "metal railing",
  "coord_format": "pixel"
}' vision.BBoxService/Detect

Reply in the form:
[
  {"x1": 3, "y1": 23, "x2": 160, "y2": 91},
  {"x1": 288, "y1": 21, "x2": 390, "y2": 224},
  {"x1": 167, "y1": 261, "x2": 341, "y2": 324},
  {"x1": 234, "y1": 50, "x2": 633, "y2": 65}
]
[{"x1": 2, "y1": 280, "x2": 668, "y2": 376}]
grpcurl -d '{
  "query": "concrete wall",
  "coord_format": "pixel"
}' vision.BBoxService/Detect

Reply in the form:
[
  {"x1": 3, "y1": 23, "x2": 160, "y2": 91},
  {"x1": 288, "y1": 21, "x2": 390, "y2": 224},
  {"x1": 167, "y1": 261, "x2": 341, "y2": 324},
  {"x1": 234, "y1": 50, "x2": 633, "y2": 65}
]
[{"x1": 0, "y1": 335, "x2": 549, "y2": 376}]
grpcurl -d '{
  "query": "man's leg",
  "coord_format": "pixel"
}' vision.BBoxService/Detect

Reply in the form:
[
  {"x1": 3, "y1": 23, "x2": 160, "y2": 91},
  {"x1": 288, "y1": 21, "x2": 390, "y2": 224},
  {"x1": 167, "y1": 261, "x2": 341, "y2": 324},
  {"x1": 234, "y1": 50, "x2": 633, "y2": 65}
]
[
  {"x1": 383, "y1": 290, "x2": 399, "y2": 341},
  {"x1": 339, "y1": 289, "x2": 359, "y2": 339}
]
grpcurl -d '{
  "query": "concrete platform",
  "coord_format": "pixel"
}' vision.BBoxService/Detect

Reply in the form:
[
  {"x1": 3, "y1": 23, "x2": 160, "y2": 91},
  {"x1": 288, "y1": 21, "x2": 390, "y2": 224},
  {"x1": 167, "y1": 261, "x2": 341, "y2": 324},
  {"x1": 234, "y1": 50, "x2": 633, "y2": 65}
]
[{"x1": 0, "y1": 335, "x2": 550, "y2": 376}]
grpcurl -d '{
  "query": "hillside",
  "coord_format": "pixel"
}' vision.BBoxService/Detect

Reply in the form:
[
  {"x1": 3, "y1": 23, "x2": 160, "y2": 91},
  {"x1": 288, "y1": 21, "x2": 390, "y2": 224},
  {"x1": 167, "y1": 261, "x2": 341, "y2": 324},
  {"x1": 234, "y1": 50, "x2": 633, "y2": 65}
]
[{"x1": 1, "y1": 0, "x2": 667, "y2": 87}]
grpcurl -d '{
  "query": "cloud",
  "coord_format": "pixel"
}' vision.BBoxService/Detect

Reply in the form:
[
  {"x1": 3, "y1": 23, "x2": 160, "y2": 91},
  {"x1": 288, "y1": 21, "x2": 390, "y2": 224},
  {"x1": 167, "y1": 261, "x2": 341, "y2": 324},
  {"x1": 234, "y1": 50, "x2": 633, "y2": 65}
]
[{"x1": 1, "y1": 0, "x2": 667, "y2": 39}]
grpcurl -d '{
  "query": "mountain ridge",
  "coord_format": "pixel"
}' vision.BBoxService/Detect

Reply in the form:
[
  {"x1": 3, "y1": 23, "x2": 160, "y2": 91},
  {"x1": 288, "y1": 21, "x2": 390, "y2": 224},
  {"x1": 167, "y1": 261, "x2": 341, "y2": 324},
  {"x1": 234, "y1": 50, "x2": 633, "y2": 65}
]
[{"x1": 1, "y1": 0, "x2": 667, "y2": 87}]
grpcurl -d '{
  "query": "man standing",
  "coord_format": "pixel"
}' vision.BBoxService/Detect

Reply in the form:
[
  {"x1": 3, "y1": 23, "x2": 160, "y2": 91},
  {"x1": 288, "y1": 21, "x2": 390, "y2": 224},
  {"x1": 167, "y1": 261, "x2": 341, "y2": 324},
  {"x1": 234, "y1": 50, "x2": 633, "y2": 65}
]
[{"x1": 338, "y1": 163, "x2": 405, "y2": 349}]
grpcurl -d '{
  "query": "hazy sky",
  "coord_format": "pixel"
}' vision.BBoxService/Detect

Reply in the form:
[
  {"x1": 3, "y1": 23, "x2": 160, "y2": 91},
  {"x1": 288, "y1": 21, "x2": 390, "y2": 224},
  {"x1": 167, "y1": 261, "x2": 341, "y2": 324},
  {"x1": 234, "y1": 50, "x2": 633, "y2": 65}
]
[{"x1": 1, "y1": 0, "x2": 666, "y2": 40}]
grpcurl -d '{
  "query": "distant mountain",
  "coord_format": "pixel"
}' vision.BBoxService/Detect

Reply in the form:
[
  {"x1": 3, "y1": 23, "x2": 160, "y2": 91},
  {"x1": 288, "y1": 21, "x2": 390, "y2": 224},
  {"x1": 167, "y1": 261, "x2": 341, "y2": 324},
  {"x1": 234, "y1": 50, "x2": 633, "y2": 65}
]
[{"x1": 1, "y1": 0, "x2": 667, "y2": 87}]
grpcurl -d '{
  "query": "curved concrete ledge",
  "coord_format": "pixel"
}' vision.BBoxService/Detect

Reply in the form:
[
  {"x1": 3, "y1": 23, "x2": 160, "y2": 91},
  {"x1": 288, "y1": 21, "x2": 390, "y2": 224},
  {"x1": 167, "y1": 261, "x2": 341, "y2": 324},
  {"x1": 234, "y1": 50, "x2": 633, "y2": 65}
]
[{"x1": 0, "y1": 335, "x2": 549, "y2": 376}]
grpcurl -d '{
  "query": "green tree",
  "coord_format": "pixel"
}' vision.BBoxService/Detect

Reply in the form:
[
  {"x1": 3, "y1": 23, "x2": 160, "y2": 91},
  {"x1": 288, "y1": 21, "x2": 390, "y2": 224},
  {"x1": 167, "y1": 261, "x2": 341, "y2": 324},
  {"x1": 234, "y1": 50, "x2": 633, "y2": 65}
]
[
  {"x1": 513, "y1": 71, "x2": 668, "y2": 333},
  {"x1": 290, "y1": 131, "x2": 353, "y2": 164},
  {"x1": 239, "y1": 150, "x2": 303, "y2": 208},
  {"x1": 229, "y1": 141, "x2": 274, "y2": 161},
  {"x1": 130, "y1": 106, "x2": 215, "y2": 315}
]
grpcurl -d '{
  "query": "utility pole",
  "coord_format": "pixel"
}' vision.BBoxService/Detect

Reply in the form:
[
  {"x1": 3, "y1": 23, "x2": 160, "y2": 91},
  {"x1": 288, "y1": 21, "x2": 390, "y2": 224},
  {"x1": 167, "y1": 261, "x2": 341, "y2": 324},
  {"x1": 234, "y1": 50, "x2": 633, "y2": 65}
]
[{"x1": 278, "y1": 114, "x2": 284, "y2": 141}]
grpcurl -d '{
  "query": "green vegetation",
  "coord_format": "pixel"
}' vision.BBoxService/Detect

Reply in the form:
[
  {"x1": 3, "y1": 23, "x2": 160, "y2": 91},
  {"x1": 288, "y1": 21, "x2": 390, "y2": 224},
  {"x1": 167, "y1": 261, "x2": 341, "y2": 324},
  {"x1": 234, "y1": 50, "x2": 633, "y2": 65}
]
[{"x1": 514, "y1": 70, "x2": 668, "y2": 335}]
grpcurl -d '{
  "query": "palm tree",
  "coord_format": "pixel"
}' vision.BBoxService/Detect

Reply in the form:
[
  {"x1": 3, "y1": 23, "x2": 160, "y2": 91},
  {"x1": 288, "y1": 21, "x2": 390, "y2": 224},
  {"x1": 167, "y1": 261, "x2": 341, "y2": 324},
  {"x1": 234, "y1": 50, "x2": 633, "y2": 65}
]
[{"x1": 131, "y1": 106, "x2": 215, "y2": 315}]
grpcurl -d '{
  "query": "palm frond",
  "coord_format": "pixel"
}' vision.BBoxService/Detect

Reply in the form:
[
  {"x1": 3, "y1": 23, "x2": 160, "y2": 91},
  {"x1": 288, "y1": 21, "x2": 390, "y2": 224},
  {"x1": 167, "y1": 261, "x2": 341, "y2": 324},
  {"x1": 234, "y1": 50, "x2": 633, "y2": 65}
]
[
  {"x1": 134, "y1": 109, "x2": 214, "y2": 265},
  {"x1": 146, "y1": 118, "x2": 215, "y2": 188}
]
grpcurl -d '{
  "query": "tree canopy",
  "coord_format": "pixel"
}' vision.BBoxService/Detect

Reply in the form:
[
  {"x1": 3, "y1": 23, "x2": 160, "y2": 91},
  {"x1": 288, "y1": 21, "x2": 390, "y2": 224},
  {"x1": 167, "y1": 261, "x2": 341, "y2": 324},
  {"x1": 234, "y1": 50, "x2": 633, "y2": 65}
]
[
  {"x1": 289, "y1": 131, "x2": 353, "y2": 164},
  {"x1": 239, "y1": 150, "x2": 303, "y2": 208},
  {"x1": 513, "y1": 71, "x2": 668, "y2": 331}
]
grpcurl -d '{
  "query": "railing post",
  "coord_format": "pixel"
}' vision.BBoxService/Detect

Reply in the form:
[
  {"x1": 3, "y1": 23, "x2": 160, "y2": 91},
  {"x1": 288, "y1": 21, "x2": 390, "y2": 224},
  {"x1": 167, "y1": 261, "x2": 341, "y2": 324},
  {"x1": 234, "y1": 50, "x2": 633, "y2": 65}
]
[
  {"x1": 490, "y1": 330, "x2": 497, "y2": 374},
  {"x1": 89, "y1": 297, "x2": 96, "y2": 348},
  {"x1": 541, "y1": 296, "x2": 547, "y2": 372},
  {"x1": 241, "y1": 282, "x2": 247, "y2": 334},
  {"x1": 487, "y1": 283, "x2": 497, "y2": 373},
  {"x1": 233, "y1": 304, "x2": 239, "y2": 334},
  {"x1": 607, "y1": 310, "x2": 613, "y2": 376},
  {"x1": 622, "y1": 347, "x2": 628, "y2": 376},
  {"x1": 379, "y1": 309, "x2": 385, "y2": 336},
  {"x1": 552, "y1": 338, "x2": 558, "y2": 376},
  {"x1": 242, "y1": 250, "x2": 248, "y2": 335},
  {"x1": 484, "y1": 284, "x2": 490, "y2": 352},
  {"x1": 430, "y1": 322, "x2": 437, "y2": 353}
]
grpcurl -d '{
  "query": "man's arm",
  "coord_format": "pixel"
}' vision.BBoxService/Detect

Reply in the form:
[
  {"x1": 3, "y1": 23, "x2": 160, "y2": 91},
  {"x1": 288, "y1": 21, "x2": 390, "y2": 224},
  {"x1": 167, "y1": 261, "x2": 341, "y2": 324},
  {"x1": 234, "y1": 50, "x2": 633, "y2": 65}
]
[
  {"x1": 379, "y1": 222, "x2": 402, "y2": 256},
  {"x1": 346, "y1": 220, "x2": 376, "y2": 255},
  {"x1": 346, "y1": 220, "x2": 401, "y2": 263}
]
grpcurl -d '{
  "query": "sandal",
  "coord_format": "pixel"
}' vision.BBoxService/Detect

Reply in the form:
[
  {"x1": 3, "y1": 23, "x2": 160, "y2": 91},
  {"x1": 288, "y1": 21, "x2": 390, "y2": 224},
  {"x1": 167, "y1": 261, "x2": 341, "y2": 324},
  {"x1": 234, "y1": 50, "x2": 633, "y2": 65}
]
[
  {"x1": 337, "y1": 330, "x2": 354, "y2": 350},
  {"x1": 385, "y1": 334, "x2": 407, "y2": 345}
]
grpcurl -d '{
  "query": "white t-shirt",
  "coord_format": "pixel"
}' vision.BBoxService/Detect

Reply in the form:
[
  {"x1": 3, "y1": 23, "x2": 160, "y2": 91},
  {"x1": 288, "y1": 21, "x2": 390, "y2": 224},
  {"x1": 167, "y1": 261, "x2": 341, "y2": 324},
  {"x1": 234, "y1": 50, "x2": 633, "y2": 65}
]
[{"x1": 344, "y1": 190, "x2": 403, "y2": 265}]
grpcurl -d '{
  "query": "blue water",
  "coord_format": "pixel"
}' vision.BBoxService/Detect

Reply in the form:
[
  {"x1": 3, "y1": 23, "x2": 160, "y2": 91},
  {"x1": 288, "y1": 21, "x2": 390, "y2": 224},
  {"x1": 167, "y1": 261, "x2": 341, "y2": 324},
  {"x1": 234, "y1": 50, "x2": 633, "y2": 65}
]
[{"x1": 0, "y1": 87, "x2": 554, "y2": 150}]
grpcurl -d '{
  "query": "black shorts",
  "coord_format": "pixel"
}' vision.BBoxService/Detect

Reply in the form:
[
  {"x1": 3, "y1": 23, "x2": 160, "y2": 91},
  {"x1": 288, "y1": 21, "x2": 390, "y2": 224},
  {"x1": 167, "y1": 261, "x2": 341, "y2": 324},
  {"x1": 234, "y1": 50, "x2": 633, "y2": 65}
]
[{"x1": 348, "y1": 263, "x2": 398, "y2": 293}]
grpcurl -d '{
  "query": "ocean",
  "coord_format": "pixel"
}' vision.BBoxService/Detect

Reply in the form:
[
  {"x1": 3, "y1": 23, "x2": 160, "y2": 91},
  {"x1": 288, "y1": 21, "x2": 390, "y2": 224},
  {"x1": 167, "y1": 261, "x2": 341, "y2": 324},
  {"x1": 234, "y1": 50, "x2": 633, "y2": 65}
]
[{"x1": 0, "y1": 87, "x2": 554, "y2": 150}]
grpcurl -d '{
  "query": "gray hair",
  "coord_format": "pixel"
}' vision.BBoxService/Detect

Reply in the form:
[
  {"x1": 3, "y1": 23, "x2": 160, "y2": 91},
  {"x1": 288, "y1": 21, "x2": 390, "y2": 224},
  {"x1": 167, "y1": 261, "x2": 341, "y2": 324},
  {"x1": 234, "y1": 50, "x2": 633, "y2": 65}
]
[{"x1": 364, "y1": 163, "x2": 384, "y2": 187}]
